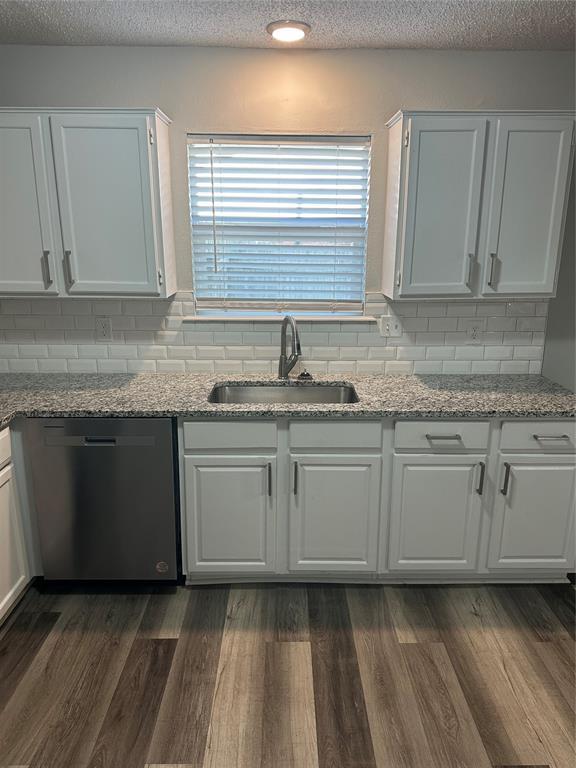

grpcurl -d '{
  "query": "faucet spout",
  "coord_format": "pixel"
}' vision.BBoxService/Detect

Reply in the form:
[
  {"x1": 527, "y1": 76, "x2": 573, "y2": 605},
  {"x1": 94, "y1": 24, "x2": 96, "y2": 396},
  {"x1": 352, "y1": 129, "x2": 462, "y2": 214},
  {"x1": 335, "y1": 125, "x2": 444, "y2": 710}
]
[{"x1": 278, "y1": 315, "x2": 301, "y2": 379}]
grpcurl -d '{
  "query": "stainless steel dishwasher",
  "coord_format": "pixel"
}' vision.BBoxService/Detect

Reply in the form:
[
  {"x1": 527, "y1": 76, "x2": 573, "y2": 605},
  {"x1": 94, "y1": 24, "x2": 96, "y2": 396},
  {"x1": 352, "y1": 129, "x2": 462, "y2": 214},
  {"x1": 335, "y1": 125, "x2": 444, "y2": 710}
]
[{"x1": 25, "y1": 418, "x2": 177, "y2": 581}]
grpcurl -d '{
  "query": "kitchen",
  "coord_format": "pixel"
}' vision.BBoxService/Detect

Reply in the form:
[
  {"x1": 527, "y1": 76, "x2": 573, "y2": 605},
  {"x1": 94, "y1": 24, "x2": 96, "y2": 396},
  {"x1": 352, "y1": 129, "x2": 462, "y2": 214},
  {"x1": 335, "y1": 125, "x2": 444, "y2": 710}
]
[{"x1": 0, "y1": 2, "x2": 574, "y2": 767}]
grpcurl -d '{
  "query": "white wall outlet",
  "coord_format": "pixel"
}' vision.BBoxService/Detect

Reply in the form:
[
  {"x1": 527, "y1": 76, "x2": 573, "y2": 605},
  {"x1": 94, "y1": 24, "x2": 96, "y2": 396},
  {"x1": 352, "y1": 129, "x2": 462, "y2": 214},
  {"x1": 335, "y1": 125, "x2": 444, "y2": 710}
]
[
  {"x1": 95, "y1": 316, "x2": 113, "y2": 342},
  {"x1": 378, "y1": 315, "x2": 403, "y2": 337}
]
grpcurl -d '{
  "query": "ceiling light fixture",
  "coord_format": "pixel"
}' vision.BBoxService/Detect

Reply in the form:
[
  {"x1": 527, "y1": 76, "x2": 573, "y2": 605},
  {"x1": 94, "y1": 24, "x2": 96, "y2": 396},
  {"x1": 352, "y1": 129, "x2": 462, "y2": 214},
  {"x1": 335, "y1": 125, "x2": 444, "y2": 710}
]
[{"x1": 266, "y1": 20, "x2": 311, "y2": 43}]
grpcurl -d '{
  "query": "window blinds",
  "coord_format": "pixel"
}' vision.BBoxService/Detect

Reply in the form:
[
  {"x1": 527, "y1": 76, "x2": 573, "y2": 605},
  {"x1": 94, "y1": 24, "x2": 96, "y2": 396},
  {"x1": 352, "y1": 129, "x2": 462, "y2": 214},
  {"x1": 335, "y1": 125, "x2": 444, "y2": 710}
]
[{"x1": 187, "y1": 136, "x2": 370, "y2": 311}]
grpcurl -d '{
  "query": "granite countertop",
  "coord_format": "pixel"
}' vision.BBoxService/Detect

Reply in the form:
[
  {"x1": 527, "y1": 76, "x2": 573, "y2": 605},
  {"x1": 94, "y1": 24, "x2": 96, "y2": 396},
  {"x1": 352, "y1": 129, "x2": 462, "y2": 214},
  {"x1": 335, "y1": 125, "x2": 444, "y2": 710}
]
[{"x1": 0, "y1": 373, "x2": 574, "y2": 429}]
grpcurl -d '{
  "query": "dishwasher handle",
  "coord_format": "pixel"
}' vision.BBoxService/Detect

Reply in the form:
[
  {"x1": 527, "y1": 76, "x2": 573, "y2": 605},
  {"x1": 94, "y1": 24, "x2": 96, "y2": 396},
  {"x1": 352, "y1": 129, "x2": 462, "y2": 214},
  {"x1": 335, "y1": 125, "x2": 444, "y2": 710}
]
[{"x1": 84, "y1": 436, "x2": 117, "y2": 446}]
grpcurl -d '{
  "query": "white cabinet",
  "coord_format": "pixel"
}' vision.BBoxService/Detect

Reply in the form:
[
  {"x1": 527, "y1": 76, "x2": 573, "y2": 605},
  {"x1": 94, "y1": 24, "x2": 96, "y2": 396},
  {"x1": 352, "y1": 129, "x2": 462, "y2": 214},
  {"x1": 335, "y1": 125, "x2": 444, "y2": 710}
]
[
  {"x1": 0, "y1": 113, "x2": 59, "y2": 294},
  {"x1": 481, "y1": 117, "x2": 574, "y2": 296},
  {"x1": 184, "y1": 456, "x2": 277, "y2": 573},
  {"x1": 398, "y1": 117, "x2": 486, "y2": 296},
  {"x1": 0, "y1": 435, "x2": 29, "y2": 624},
  {"x1": 488, "y1": 454, "x2": 575, "y2": 570},
  {"x1": 389, "y1": 454, "x2": 485, "y2": 571},
  {"x1": 383, "y1": 110, "x2": 574, "y2": 300},
  {"x1": 0, "y1": 108, "x2": 177, "y2": 297},
  {"x1": 289, "y1": 455, "x2": 380, "y2": 572}
]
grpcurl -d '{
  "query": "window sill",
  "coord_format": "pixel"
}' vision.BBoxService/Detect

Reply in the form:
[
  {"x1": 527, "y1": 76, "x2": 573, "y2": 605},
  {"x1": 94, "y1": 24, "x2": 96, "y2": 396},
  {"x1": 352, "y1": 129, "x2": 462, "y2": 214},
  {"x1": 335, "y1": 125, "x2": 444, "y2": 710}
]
[{"x1": 181, "y1": 314, "x2": 378, "y2": 323}]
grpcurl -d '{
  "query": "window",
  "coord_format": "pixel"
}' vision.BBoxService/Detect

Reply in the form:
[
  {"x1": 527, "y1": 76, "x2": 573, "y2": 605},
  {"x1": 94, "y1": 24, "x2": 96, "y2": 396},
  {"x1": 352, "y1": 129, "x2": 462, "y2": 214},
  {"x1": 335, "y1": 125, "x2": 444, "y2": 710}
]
[{"x1": 187, "y1": 135, "x2": 370, "y2": 313}]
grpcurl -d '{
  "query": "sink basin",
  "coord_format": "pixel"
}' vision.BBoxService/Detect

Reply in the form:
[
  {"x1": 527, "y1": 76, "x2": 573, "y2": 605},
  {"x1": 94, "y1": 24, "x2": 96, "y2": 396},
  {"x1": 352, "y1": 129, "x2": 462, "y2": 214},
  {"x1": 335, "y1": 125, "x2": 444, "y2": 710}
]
[{"x1": 208, "y1": 382, "x2": 359, "y2": 404}]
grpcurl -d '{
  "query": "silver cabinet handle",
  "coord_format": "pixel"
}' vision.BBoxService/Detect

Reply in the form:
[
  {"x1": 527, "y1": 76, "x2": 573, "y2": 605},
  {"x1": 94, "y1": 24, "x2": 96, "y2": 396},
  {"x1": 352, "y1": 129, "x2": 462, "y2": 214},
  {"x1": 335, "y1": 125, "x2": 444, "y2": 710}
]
[
  {"x1": 64, "y1": 250, "x2": 75, "y2": 285},
  {"x1": 487, "y1": 253, "x2": 497, "y2": 287},
  {"x1": 425, "y1": 434, "x2": 462, "y2": 441},
  {"x1": 267, "y1": 462, "x2": 272, "y2": 497},
  {"x1": 500, "y1": 462, "x2": 511, "y2": 496},
  {"x1": 466, "y1": 253, "x2": 474, "y2": 287},
  {"x1": 42, "y1": 250, "x2": 53, "y2": 287},
  {"x1": 476, "y1": 461, "x2": 486, "y2": 495},
  {"x1": 532, "y1": 434, "x2": 570, "y2": 441},
  {"x1": 293, "y1": 461, "x2": 298, "y2": 495}
]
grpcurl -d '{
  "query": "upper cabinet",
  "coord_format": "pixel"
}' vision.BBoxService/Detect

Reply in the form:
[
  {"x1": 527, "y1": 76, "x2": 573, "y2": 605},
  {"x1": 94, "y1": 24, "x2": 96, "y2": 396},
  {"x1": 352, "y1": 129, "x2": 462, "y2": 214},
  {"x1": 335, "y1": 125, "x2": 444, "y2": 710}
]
[
  {"x1": 0, "y1": 109, "x2": 177, "y2": 297},
  {"x1": 382, "y1": 110, "x2": 575, "y2": 300}
]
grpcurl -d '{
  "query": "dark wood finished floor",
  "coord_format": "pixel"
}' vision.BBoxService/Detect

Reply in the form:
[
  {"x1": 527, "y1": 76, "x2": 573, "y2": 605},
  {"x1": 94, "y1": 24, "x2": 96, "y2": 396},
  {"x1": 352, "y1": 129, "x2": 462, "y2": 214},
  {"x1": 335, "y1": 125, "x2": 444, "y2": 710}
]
[{"x1": 0, "y1": 582, "x2": 574, "y2": 768}]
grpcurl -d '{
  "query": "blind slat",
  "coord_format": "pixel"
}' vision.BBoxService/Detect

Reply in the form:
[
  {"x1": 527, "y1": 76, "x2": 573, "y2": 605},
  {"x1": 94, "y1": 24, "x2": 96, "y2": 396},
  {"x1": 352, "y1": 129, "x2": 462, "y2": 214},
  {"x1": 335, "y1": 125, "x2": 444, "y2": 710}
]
[{"x1": 188, "y1": 136, "x2": 370, "y2": 307}]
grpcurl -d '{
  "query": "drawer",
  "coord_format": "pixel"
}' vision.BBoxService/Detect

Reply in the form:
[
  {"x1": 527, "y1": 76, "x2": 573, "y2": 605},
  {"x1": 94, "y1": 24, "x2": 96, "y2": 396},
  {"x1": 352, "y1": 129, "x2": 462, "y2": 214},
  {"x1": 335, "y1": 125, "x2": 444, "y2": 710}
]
[
  {"x1": 289, "y1": 420, "x2": 382, "y2": 450},
  {"x1": 0, "y1": 428, "x2": 11, "y2": 469},
  {"x1": 500, "y1": 421, "x2": 576, "y2": 452},
  {"x1": 183, "y1": 420, "x2": 277, "y2": 451},
  {"x1": 395, "y1": 421, "x2": 489, "y2": 451}
]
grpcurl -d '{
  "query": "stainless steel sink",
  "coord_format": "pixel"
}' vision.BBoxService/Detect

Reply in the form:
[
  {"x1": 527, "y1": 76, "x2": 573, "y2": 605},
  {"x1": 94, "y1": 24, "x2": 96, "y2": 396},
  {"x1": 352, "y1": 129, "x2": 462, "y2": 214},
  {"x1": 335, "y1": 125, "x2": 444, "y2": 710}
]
[{"x1": 208, "y1": 382, "x2": 359, "y2": 404}]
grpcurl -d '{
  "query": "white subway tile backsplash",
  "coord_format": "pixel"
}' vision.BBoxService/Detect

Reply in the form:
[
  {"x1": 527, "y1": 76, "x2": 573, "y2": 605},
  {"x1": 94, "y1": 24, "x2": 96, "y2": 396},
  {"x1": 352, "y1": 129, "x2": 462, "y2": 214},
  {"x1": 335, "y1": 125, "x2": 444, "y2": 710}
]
[
  {"x1": 68, "y1": 359, "x2": 98, "y2": 373},
  {"x1": 442, "y1": 361, "x2": 472, "y2": 374},
  {"x1": 454, "y1": 346, "x2": 484, "y2": 360},
  {"x1": 385, "y1": 361, "x2": 414, "y2": 374},
  {"x1": 500, "y1": 360, "x2": 530, "y2": 373},
  {"x1": 9, "y1": 359, "x2": 38, "y2": 372},
  {"x1": 471, "y1": 361, "x2": 500, "y2": 373},
  {"x1": 38, "y1": 359, "x2": 69, "y2": 373},
  {"x1": 413, "y1": 361, "x2": 443, "y2": 373},
  {"x1": 97, "y1": 360, "x2": 128, "y2": 373},
  {"x1": 0, "y1": 298, "x2": 548, "y2": 377},
  {"x1": 529, "y1": 360, "x2": 543, "y2": 373}
]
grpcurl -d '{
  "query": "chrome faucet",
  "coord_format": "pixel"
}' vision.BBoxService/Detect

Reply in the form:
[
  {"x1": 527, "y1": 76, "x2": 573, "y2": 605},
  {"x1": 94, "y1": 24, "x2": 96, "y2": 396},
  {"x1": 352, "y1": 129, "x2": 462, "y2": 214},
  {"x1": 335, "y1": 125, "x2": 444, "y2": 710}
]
[{"x1": 278, "y1": 315, "x2": 302, "y2": 379}]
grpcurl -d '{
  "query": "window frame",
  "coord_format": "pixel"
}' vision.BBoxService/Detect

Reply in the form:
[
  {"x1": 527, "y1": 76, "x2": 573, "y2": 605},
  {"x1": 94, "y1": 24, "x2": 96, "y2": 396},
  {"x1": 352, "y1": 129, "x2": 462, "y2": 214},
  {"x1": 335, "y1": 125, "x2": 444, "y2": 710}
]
[{"x1": 186, "y1": 132, "x2": 372, "y2": 316}]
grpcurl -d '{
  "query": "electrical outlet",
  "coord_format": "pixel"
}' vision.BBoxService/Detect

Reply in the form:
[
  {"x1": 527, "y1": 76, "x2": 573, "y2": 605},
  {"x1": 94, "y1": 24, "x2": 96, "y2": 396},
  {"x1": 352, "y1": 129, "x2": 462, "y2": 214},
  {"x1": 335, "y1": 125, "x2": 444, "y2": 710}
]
[
  {"x1": 95, "y1": 316, "x2": 113, "y2": 342},
  {"x1": 378, "y1": 315, "x2": 403, "y2": 338}
]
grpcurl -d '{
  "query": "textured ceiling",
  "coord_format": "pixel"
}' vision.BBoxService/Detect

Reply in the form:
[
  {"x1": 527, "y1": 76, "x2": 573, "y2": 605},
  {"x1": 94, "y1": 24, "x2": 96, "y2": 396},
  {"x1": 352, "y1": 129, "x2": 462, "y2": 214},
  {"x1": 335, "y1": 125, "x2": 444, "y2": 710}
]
[{"x1": 0, "y1": 0, "x2": 574, "y2": 49}]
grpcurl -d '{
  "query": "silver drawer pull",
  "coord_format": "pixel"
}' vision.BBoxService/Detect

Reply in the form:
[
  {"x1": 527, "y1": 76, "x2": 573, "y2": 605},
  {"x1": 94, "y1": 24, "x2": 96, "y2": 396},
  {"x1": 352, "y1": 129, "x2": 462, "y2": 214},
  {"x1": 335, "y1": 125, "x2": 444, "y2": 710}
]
[
  {"x1": 532, "y1": 434, "x2": 570, "y2": 441},
  {"x1": 425, "y1": 434, "x2": 462, "y2": 441},
  {"x1": 293, "y1": 461, "x2": 298, "y2": 495},
  {"x1": 64, "y1": 250, "x2": 75, "y2": 285},
  {"x1": 500, "y1": 461, "x2": 511, "y2": 495},
  {"x1": 267, "y1": 462, "x2": 272, "y2": 497},
  {"x1": 476, "y1": 461, "x2": 486, "y2": 495},
  {"x1": 466, "y1": 253, "x2": 474, "y2": 287},
  {"x1": 42, "y1": 250, "x2": 53, "y2": 287}
]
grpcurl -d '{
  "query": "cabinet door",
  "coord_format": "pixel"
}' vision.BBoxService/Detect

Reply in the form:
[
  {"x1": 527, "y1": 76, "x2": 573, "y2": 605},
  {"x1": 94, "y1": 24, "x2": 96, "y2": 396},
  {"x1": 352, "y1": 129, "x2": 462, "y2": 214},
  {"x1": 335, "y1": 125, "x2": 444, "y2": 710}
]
[
  {"x1": 0, "y1": 114, "x2": 58, "y2": 294},
  {"x1": 50, "y1": 114, "x2": 160, "y2": 295},
  {"x1": 488, "y1": 454, "x2": 575, "y2": 570},
  {"x1": 399, "y1": 117, "x2": 487, "y2": 296},
  {"x1": 289, "y1": 455, "x2": 381, "y2": 572},
  {"x1": 184, "y1": 456, "x2": 276, "y2": 573},
  {"x1": 0, "y1": 463, "x2": 29, "y2": 622},
  {"x1": 482, "y1": 117, "x2": 574, "y2": 296},
  {"x1": 389, "y1": 454, "x2": 485, "y2": 571}
]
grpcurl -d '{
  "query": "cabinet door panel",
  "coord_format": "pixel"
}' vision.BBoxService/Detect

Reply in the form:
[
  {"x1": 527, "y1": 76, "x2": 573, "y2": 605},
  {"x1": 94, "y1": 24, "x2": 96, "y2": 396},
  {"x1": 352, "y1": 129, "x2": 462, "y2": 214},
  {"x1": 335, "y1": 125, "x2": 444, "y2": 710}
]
[
  {"x1": 0, "y1": 114, "x2": 58, "y2": 294},
  {"x1": 400, "y1": 117, "x2": 486, "y2": 296},
  {"x1": 50, "y1": 114, "x2": 159, "y2": 295},
  {"x1": 0, "y1": 464, "x2": 29, "y2": 622},
  {"x1": 185, "y1": 456, "x2": 276, "y2": 573},
  {"x1": 289, "y1": 455, "x2": 380, "y2": 572},
  {"x1": 389, "y1": 454, "x2": 485, "y2": 571},
  {"x1": 482, "y1": 117, "x2": 574, "y2": 295},
  {"x1": 488, "y1": 455, "x2": 575, "y2": 569}
]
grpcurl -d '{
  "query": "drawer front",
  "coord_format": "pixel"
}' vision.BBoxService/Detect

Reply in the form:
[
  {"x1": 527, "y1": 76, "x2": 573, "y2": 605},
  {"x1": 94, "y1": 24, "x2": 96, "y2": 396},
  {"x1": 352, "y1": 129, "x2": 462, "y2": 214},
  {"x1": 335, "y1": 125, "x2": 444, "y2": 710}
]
[
  {"x1": 0, "y1": 428, "x2": 11, "y2": 469},
  {"x1": 289, "y1": 421, "x2": 382, "y2": 450},
  {"x1": 500, "y1": 421, "x2": 576, "y2": 452},
  {"x1": 395, "y1": 421, "x2": 489, "y2": 451},
  {"x1": 183, "y1": 420, "x2": 277, "y2": 451}
]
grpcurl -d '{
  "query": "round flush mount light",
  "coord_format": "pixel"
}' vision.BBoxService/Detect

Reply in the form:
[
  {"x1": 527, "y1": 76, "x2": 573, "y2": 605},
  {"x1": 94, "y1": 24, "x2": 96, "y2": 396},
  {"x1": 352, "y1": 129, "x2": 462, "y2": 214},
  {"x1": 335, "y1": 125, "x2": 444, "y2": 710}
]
[{"x1": 266, "y1": 20, "x2": 311, "y2": 43}]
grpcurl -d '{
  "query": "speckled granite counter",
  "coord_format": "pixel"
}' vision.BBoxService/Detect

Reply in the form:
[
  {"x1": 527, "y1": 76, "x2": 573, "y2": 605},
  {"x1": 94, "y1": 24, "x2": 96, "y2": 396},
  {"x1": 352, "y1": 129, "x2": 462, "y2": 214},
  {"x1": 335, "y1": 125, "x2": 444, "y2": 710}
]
[{"x1": 0, "y1": 373, "x2": 574, "y2": 429}]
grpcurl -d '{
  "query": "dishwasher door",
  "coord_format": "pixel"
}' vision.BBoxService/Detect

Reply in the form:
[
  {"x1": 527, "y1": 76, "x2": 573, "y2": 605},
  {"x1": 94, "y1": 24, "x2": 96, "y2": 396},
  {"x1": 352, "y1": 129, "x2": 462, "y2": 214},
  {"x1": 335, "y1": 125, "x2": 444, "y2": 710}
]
[{"x1": 26, "y1": 418, "x2": 177, "y2": 580}]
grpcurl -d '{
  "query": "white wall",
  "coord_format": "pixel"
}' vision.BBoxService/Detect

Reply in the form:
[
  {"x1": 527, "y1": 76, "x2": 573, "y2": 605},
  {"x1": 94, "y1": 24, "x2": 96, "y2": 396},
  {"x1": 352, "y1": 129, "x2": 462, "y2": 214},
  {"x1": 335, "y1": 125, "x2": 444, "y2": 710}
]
[{"x1": 0, "y1": 46, "x2": 574, "y2": 291}]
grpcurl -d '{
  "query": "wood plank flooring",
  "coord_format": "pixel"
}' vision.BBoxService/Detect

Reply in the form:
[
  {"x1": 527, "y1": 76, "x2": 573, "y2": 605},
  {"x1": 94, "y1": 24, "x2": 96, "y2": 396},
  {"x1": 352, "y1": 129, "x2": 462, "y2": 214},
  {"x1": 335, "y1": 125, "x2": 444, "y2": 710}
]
[{"x1": 0, "y1": 583, "x2": 573, "y2": 768}]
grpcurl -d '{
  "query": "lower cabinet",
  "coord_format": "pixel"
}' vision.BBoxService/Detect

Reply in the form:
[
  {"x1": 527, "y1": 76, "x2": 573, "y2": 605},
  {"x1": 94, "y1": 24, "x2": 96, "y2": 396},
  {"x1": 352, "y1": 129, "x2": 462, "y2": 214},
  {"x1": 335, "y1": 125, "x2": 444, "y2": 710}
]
[
  {"x1": 289, "y1": 455, "x2": 381, "y2": 572},
  {"x1": 0, "y1": 462, "x2": 29, "y2": 622},
  {"x1": 487, "y1": 454, "x2": 576, "y2": 570},
  {"x1": 388, "y1": 454, "x2": 486, "y2": 571},
  {"x1": 184, "y1": 456, "x2": 277, "y2": 573}
]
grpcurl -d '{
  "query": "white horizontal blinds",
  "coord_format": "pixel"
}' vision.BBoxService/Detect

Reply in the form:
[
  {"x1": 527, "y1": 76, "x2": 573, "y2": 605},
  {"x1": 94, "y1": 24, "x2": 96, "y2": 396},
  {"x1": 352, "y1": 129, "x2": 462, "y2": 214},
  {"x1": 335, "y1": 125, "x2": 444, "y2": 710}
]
[{"x1": 188, "y1": 136, "x2": 370, "y2": 309}]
